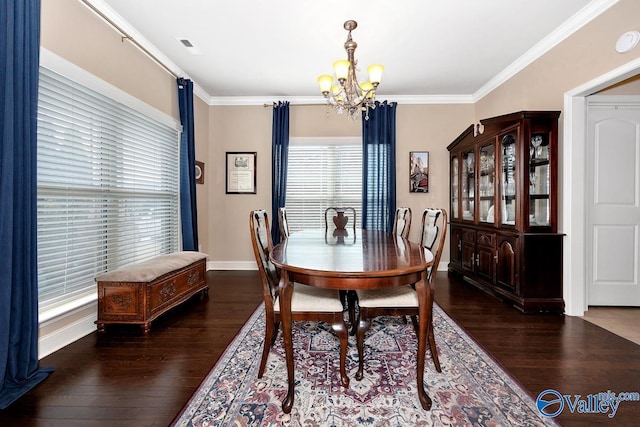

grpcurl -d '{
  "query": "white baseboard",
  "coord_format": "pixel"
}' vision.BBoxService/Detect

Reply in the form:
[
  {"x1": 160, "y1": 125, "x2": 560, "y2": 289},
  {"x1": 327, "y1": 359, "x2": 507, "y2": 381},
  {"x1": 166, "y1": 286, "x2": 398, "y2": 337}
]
[{"x1": 207, "y1": 260, "x2": 256, "y2": 270}]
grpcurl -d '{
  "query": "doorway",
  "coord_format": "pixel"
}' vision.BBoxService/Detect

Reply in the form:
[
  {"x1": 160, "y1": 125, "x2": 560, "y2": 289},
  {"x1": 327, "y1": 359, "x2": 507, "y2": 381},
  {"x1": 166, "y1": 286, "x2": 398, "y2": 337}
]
[
  {"x1": 586, "y1": 96, "x2": 640, "y2": 306},
  {"x1": 564, "y1": 57, "x2": 640, "y2": 315}
]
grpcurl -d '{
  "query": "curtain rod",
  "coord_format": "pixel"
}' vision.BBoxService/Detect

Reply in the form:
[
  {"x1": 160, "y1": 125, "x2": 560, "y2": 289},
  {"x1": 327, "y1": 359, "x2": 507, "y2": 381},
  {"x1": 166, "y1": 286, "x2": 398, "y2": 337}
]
[
  {"x1": 263, "y1": 103, "x2": 324, "y2": 108},
  {"x1": 80, "y1": 0, "x2": 178, "y2": 79}
]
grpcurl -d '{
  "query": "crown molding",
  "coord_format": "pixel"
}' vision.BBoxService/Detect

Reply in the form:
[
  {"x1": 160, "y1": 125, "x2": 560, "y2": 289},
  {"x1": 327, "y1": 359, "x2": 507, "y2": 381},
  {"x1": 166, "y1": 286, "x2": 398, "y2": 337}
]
[
  {"x1": 206, "y1": 94, "x2": 474, "y2": 106},
  {"x1": 473, "y1": 0, "x2": 619, "y2": 102},
  {"x1": 386, "y1": 94, "x2": 475, "y2": 105},
  {"x1": 207, "y1": 95, "x2": 323, "y2": 106},
  {"x1": 84, "y1": 0, "x2": 619, "y2": 108}
]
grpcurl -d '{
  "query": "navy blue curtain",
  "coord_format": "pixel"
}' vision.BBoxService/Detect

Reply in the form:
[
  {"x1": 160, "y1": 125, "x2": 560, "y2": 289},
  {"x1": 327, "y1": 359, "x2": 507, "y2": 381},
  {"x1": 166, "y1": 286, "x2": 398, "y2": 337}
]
[
  {"x1": 0, "y1": 0, "x2": 53, "y2": 409},
  {"x1": 362, "y1": 101, "x2": 397, "y2": 232},
  {"x1": 271, "y1": 101, "x2": 290, "y2": 245},
  {"x1": 177, "y1": 78, "x2": 199, "y2": 251}
]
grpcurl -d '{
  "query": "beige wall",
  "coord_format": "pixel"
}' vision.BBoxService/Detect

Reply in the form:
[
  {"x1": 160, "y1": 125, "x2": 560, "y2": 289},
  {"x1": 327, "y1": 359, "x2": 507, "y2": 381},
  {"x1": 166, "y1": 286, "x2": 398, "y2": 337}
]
[
  {"x1": 41, "y1": 0, "x2": 640, "y2": 268},
  {"x1": 206, "y1": 103, "x2": 474, "y2": 264},
  {"x1": 395, "y1": 104, "x2": 473, "y2": 259},
  {"x1": 41, "y1": 0, "x2": 177, "y2": 118},
  {"x1": 598, "y1": 74, "x2": 640, "y2": 94},
  {"x1": 475, "y1": 0, "x2": 640, "y2": 119}
]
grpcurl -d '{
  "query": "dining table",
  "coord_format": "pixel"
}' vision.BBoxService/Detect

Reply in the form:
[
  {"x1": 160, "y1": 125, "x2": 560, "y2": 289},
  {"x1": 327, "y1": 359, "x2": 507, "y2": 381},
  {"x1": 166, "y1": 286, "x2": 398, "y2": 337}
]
[{"x1": 270, "y1": 228, "x2": 435, "y2": 413}]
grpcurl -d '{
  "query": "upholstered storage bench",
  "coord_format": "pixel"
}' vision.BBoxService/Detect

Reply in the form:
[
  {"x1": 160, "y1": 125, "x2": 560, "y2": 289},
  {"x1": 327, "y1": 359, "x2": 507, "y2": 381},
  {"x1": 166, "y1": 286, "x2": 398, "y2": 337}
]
[{"x1": 95, "y1": 251, "x2": 208, "y2": 334}]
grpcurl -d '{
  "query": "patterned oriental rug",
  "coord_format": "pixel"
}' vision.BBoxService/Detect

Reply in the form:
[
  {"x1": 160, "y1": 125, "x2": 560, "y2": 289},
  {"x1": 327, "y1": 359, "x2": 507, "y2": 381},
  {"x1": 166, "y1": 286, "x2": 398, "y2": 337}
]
[{"x1": 172, "y1": 304, "x2": 558, "y2": 427}]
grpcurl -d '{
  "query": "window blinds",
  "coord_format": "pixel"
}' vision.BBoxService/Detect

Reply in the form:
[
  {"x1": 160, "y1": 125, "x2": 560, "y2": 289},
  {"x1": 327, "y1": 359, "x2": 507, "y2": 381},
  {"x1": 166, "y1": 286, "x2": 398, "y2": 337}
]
[
  {"x1": 285, "y1": 138, "x2": 362, "y2": 230},
  {"x1": 37, "y1": 66, "x2": 180, "y2": 312}
]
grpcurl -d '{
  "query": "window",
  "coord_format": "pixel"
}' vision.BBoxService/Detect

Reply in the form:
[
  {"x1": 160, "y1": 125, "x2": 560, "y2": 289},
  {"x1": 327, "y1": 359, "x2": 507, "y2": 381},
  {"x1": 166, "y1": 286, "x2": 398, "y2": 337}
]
[
  {"x1": 285, "y1": 137, "x2": 362, "y2": 230},
  {"x1": 36, "y1": 61, "x2": 180, "y2": 315}
]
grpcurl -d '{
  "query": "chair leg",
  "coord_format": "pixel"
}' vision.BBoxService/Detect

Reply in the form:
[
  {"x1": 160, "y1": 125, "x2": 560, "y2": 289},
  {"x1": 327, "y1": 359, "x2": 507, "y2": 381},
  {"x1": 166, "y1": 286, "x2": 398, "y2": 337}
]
[
  {"x1": 355, "y1": 314, "x2": 371, "y2": 381},
  {"x1": 331, "y1": 317, "x2": 350, "y2": 388},
  {"x1": 428, "y1": 321, "x2": 442, "y2": 373},
  {"x1": 411, "y1": 314, "x2": 441, "y2": 372},
  {"x1": 428, "y1": 307, "x2": 441, "y2": 372},
  {"x1": 258, "y1": 318, "x2": 278, "y2": 378}
]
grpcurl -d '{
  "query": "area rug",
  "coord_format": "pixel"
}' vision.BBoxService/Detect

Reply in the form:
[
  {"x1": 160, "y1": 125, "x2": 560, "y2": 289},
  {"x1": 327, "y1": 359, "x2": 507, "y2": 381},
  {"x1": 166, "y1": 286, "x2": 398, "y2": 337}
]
[{"x1": 172, "y1": 304, "x2": 558, "y2": 426}]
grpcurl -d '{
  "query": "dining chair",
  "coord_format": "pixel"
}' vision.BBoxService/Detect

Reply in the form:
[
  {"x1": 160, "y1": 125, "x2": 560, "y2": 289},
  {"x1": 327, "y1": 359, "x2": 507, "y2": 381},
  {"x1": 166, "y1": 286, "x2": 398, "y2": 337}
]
[
  {"x1": 354, "y1": 208, "x2": 448, "y2": 380},
  {"x1": 249, "y1": 210, "x2": 350, "y2": 387},
  {"x1": 325, "y1": 206, "x2": 358, "y2": 325},
  {"x1": 391, "y1": 207, "x2": 412, "y2": 239},
  {"x1": 325, "y1": 207, "x2": 357, "y2": 234},
  {"x1": 278, "y1": 207, "x2": 290, "y2": 240}
]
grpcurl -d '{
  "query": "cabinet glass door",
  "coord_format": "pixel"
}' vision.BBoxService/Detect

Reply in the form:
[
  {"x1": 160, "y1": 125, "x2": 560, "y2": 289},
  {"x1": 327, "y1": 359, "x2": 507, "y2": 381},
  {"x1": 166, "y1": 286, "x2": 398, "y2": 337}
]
[
  {"x1": 529, "y1": 133, "x2": 550, "y2": 226},
  {"x1": 500, "y1": 133, "x2": 517, "y2": 226},
  {"x1": 478, "y1": 142, "x2": 495, "y2": 224},
  {"x1": 461, "y1": 150, "x2": 474, "y2": 221},
  {"x1": 451, "y1": 156, "x2": 459, "y2": 220}
]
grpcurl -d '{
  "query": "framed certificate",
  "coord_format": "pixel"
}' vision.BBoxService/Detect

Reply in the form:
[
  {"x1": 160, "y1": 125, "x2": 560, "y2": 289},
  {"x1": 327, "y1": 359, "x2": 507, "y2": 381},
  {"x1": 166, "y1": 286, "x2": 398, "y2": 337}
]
[{"x1": 226, "y1": 152, "x2": 256, "y2": 194}]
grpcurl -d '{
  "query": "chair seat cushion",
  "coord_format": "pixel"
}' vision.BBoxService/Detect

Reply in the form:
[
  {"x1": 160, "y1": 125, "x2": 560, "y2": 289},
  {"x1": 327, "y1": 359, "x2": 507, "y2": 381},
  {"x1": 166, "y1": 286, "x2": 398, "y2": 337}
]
[
  {"x1": 356, "y1": 286, "x2": 418, "y2": 308},
  {"x1": 274, "y1": 282, "x2": 344, "y2": 312}
]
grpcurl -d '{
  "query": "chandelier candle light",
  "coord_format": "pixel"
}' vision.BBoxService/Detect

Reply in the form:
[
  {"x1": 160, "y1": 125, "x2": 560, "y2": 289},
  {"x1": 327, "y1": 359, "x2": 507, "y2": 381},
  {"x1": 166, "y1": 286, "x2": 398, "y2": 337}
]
[{"x1": 317, "y1": 20, "x2": 384, "y2": 120}]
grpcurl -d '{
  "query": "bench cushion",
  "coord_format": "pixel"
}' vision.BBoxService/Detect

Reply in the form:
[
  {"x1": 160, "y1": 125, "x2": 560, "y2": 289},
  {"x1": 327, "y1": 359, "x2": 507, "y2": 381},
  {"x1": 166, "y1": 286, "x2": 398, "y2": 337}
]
[{"x1": 95, "y1": 251, "x2": 208, "y2": 283}]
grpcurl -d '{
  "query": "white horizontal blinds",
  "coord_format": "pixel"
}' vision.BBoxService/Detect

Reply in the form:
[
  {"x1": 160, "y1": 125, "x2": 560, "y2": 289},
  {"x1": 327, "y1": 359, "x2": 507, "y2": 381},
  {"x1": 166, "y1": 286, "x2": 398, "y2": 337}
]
[
  {"x1": 37, "y1": 66, "x2": 180, "y2": 311},
  {"x1": 286, "y1": 138, "x2": 362, "y2": 230}
]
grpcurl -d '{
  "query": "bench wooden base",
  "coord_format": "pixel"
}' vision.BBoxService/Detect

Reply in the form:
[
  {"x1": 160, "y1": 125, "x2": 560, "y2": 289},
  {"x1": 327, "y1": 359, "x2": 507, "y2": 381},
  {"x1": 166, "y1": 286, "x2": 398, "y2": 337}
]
[{"x1": 96, "y1": 257, "x2": 208, "y2": 334}]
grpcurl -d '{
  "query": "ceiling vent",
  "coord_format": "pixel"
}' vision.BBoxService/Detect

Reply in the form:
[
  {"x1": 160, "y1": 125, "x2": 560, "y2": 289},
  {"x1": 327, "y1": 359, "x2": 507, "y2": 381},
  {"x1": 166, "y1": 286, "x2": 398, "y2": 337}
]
[{"x1": 177, "y1": 38, "x2": 201, "y2": 55}]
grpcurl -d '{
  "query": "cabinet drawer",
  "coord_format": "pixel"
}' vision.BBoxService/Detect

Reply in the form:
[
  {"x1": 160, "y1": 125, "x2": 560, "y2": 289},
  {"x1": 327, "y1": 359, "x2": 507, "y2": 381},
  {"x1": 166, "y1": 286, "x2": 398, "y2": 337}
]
[
  {"x1": 461, "y1": 229, "x2": 476, "y2": 243},
  {"x1": 477, "y1": 231, "x2": 495, "y2": 247}
]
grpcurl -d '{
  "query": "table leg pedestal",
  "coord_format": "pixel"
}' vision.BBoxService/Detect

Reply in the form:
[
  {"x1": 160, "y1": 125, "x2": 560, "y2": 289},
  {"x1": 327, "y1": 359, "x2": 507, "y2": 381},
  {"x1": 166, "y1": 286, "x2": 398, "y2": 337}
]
[{"x1": 415, "y1": 275, "x2": 433, "y2": 410}]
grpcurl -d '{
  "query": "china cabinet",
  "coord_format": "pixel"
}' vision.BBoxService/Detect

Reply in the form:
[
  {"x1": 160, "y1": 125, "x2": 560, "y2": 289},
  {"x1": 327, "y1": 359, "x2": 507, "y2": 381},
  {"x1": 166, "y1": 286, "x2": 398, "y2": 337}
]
[{"x1": 447, "y1": 111, "x2": 564, "y2": 313}]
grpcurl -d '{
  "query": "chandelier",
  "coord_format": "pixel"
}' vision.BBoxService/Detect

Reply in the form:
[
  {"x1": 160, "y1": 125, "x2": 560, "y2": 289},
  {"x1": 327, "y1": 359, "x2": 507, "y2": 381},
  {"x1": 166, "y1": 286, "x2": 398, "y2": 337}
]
[{"x1": 317, "y1": 20, "x2": 384, "y2": 120}]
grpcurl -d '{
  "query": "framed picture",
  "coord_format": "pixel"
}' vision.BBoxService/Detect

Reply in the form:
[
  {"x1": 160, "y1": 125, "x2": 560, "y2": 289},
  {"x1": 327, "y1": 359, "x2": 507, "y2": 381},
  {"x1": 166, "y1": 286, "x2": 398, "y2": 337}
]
[
  {"x1": 226, "y1": 152, "x2": 256, "y2": 194},
  {"x1": 410, "y1": 151, "x2": 429, "y2": 193},
  {"x1": 195, "y1": 160, "x2": 205, "y2": 184}
]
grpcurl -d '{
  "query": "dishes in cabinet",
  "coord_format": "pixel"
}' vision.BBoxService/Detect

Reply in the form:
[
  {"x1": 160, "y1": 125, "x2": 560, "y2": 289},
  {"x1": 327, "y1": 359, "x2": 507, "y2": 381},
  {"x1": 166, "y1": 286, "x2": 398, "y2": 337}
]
[
  {"x1": 530, "y1": 134, "x2": 549, "y2": 159},
  {"x1": 486, "y1": 205, "x2": 494, "y2": 222}
]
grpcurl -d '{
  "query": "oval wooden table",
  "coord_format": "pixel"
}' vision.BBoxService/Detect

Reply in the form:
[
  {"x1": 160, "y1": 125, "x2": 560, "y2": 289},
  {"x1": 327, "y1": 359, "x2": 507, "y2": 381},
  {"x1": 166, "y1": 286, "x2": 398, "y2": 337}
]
[{"x1": 271, "y1": 228, "x2": 434, "y2": 413}]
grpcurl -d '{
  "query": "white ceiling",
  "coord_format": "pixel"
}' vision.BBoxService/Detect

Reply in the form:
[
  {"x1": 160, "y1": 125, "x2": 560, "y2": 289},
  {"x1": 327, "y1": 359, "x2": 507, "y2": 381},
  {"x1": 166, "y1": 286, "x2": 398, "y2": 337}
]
[{"x1": 89, "y1": 0, "x2": 612, "y2": 104}]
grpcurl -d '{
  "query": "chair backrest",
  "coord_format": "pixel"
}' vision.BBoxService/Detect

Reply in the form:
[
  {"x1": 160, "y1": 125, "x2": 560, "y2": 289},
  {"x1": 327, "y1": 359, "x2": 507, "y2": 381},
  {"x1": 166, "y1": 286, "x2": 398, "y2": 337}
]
[
  {"x1": 249, "y1": 210, "x2": 279, "y2": 307},
  {"x1": 325, "y1": 207, "x2": 357, "y2": 233},
  {"x1": 278, "y1": 207, "x2": 290, "y2": 240},
  {"x1": 420, "y1": 208, "x2": 448, "y2": 283},
  {"x1": 392, "y1": 207, "x2": 412, "y2": 239}
]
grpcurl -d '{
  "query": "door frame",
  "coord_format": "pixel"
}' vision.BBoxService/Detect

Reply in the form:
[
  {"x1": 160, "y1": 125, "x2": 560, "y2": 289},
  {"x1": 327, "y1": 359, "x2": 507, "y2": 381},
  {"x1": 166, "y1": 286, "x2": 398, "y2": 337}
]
[{"x1": 563, "y1": 56, "x2": 640, "y2": 316}]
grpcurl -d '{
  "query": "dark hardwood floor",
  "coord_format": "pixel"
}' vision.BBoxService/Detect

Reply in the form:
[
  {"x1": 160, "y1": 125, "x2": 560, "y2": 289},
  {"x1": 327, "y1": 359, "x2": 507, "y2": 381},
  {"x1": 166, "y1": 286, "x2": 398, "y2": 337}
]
[{"x1": 1, "y1": 270, "x2": 639, "y2": 426}]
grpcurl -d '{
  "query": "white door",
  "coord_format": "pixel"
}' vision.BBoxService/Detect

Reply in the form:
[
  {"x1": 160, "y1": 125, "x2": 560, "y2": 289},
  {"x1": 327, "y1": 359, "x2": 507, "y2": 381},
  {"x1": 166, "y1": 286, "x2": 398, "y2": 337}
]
[{"x1": 587, "y1": 96, "x2": 640, "y2": 306}]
